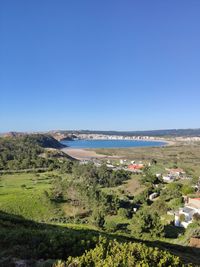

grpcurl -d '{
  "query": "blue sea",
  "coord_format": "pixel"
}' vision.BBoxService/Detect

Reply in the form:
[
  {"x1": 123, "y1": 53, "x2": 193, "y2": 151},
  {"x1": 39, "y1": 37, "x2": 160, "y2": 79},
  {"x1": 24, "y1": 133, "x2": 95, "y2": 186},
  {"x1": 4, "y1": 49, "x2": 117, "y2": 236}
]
[{"x1": 61, "y1": 139, "x2": 166, "y2": 149}]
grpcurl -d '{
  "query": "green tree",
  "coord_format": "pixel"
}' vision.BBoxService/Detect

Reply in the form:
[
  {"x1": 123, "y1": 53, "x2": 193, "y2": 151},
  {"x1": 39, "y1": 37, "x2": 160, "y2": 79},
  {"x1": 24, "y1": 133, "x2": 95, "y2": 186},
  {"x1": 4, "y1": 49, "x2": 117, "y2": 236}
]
[
  {"x1": 151, "y1": 199, "x2": 168, "y2": 215},
  {"x1": 141, "y1": 167, "x2": 159, "y2": 185},
  {"x1": 92, "y1": 209, "x2": 105, "y2": 228},
  {"x1": 181, "y1": 184, "x2": 195, "y2": 195},
  {"x1": 118, "y1": 208, "x2": 129, "y2": 218},
  {"x1": 130, "y1": 207, "x2": 164, "y2": 238},
  {"x1": 167, "y1": 197, "x2": 183, "y2": 210},
  {"x1": 160, "y1": 182, "x2": 182, "y2": 201}
]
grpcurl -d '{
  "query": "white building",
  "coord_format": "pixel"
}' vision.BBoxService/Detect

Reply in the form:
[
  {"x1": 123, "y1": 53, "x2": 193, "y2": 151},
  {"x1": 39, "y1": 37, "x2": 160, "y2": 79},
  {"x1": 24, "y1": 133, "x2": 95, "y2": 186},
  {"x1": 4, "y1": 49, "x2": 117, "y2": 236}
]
[
  {"x1": 120, "y1": 159, "x2": 127, "y2": 165},
  {"x1": 174, "y1": 198, "x2": 200, "y2": 228},
  {"x1": 163, "y1": 175, "x2": 175, "y2": 183},
  {"x1": 166, "y1": 168, "x2": 185, "y2": 177}
]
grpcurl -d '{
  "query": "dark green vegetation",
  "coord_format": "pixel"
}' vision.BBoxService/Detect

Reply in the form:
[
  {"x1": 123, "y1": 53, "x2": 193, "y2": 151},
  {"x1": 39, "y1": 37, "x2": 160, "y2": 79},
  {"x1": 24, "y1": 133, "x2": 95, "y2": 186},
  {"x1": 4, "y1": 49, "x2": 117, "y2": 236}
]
[
  {"x1": 47, "y1": 163, "x2": 132, "y2": 224},
  {"x1": 60, "y1": 238, "x2": 182, "y2": 266},
  {"x1": 0, "y1": 134, "x2": 73, "y2": 171},
  {"x1": 1, "y1": 210, "x2": 200, "y2": 266},
  {"x1": 0, "y1": 211, "x2": 99, "y2": 265},
  {"x1": 1, "y1": 135, "x2": 200, "y2": 266}
]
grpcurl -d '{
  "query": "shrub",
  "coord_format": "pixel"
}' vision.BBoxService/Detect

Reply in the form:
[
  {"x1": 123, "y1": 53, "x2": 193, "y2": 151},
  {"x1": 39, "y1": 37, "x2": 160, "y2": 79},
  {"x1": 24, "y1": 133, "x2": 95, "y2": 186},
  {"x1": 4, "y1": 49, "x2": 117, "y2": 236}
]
[
  {"x1": 54, "y1": 238, "x2": 182, "y2": 267},
  {"x1": 104, "y1": 220, "x2": 118, "y2": 232},
  {"x1": 117, "y1": 208, "x2": 129, "y2": 218}
]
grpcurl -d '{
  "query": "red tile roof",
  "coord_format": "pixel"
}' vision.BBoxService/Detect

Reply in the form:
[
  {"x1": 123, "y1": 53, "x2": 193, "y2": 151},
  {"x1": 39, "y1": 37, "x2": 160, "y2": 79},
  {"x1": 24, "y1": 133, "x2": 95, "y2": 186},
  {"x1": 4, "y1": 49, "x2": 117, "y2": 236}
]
[{"x1": 128, "y1": 164, "x2": 144, "y2": 170}]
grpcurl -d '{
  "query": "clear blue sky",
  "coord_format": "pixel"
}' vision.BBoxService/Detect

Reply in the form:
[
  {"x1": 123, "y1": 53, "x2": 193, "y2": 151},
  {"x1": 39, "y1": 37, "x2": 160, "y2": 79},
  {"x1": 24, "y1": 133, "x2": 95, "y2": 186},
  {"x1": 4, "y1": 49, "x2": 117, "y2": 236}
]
[{"x1": 1, "y1": 0, "x2": 200, "y2": 132}]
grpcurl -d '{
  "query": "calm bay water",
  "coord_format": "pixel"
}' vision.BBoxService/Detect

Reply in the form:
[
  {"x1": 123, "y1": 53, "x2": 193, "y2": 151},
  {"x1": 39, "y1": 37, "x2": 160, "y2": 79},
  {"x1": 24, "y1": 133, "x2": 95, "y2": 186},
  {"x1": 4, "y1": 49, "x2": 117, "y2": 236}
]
[{"x1": 61, "y1": 139, "x2": 166, "y2": 149}]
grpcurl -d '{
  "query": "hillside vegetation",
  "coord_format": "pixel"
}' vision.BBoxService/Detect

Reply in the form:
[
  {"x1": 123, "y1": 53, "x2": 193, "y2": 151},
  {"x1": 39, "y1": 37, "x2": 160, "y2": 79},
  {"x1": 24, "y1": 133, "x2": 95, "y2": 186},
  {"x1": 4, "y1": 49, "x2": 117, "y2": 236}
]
[
  {"x1": 0, "y1": 211, "x2": 189, "y2": 267},
  {"x1": 1, "y1": 135, "x2": 200, "y2": 266},
  {"x1": 0, "y1": 134, "x2": 71, "y2": 171}
]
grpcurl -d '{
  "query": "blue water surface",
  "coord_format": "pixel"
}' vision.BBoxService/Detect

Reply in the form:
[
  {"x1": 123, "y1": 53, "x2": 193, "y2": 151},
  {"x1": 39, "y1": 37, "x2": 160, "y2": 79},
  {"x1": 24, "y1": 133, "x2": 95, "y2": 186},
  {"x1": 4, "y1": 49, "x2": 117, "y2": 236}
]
[{"x1": 61, "y1": 139, "x2": 166, "y2": 149}]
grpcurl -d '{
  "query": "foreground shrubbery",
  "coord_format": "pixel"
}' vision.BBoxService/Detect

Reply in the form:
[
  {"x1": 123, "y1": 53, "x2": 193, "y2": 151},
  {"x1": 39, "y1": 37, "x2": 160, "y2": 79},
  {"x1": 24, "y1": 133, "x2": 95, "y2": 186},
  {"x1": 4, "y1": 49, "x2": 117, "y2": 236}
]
[
  {"x1": 0, "y1": 211, "x2": 99, "y2": 260},
  {"x1": 54, "y1": 238, "x2": 182, "y2": 267},
  {"x1": 1, "y1": 207, "x2": 199, "y2": 265},
  {"x1": 1, "y1": 211, "x2": 182, "y2": 266}
]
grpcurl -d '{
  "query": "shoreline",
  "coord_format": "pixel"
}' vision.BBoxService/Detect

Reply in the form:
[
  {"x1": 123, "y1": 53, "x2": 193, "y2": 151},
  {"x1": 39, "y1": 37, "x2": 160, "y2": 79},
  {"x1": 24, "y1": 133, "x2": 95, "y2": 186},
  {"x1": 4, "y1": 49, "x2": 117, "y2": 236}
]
[
  {"x1": 61, "y1": 138, "x2": 175, "y2": 160},
  {"x1": 61, "y1": 137, "x2": 169, "y2": 142}
]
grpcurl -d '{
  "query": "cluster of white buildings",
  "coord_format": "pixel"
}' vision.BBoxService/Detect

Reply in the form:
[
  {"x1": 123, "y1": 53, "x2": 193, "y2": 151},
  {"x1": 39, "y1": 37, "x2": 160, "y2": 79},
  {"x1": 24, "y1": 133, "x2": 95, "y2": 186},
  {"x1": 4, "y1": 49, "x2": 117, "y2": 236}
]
[
  {"x1": 75, "y1": 133, "x2": 164, "y2": 141},
  {"x1": 161, "y1": 168, "x2": 188, "y2": 183}
]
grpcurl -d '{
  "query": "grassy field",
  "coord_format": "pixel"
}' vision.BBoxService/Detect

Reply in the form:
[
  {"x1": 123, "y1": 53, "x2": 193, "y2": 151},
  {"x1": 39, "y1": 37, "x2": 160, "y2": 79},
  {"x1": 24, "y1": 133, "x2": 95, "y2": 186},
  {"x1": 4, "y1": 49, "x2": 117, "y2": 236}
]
[
  {"x1": 120, "y1": 174, "x2": 146, "y2": 196},
  {"x1": 102, "y1": 174, "x2": 146, "y2": 198},
  {"x1": 0, "y1": 172, "x2": 95, "y2": 223},
  {"x1": 0, "y1": 172, "x2": 62, "y2": 221},
  {"x1": 0, "y1": 171, "x2": 146, "y2": 229}
]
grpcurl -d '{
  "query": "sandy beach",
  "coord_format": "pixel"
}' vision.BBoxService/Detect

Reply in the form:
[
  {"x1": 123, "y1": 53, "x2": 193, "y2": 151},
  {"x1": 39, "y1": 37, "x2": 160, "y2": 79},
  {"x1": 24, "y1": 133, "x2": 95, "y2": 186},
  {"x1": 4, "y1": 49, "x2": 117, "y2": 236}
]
[{"x1": 61, "y1": 147, "x2": 120, "y2": 160}]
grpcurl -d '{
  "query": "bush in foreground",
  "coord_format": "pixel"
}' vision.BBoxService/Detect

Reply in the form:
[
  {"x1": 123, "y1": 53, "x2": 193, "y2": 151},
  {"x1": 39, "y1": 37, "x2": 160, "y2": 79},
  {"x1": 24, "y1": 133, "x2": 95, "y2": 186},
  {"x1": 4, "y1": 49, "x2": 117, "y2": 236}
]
[{"x1": 54, "y1": 238, "x2": 182, "y2": 267}]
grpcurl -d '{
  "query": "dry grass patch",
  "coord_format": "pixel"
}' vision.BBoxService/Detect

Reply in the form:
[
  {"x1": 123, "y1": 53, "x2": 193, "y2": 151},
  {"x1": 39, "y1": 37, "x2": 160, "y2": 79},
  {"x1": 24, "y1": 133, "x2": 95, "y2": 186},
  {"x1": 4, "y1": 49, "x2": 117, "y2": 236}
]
[{"x1": 122, "y1": 175, "x2": 146, "y2": 196}]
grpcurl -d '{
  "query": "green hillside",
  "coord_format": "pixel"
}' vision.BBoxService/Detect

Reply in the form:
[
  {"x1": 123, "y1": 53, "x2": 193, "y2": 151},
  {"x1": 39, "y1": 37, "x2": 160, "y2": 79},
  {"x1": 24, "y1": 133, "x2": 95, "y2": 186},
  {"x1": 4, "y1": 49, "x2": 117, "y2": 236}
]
[
  {"x1": 1, "y1": 135, "x2": 200, "y2": 266},
  {"x1": 0, "y1": 134, "x2": 73, "y2": 171}
]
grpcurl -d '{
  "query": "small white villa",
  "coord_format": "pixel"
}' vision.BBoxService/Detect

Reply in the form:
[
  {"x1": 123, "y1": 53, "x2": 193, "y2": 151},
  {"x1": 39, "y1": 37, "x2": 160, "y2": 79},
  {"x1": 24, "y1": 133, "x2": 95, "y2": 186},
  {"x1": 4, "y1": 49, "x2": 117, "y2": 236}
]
[
  {"x1": 174, "y1": 198, "x2": 200, "y2": 228},
  {"x1": 163, "y1": 175, "x2": 175, "y2": 183}
]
